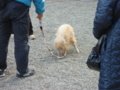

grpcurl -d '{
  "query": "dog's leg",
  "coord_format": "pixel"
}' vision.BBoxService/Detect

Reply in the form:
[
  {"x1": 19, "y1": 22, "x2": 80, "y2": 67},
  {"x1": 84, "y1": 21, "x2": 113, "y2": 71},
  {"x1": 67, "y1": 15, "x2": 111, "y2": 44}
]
[
  {"x1": 71, "y1": 38, "x2": 79, "y2": 53},
  {"x1": 64, "y1": 51, "x2": 67, "y2": 57},
  {"x1": 73, "y1": 44, "x2": 80, "y2": 53}
]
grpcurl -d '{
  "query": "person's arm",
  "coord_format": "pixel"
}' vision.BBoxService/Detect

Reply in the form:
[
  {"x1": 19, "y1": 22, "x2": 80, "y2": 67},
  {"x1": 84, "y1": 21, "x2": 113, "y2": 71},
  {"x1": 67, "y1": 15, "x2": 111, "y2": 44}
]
[
  {"x1": 93, "y1": 0, "x2": 117, "y2": 39},
  {"x1": 33, "y1": 0, "x2": 45, "y2": 19}
]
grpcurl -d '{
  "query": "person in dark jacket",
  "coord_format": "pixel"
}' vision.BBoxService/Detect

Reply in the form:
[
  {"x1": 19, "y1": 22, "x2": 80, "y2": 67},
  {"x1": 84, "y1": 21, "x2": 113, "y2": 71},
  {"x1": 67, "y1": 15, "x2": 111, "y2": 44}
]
[
  {"x1": 0, "y1": 0, "x2": 45, "y2": 78},
  {"x1": 93, "y1": 0, "x2": 120, "y2": 89}
]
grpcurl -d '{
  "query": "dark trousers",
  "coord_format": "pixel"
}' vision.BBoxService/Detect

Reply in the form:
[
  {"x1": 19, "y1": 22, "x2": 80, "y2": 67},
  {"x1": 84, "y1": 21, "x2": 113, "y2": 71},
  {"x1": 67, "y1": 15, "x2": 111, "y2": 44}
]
[
  {"x1": 0, "y1": 1, "x2": 30, "y2": 74},
  {"x1": 11, "y1": 15, "x2": 33, "y2": 35}
]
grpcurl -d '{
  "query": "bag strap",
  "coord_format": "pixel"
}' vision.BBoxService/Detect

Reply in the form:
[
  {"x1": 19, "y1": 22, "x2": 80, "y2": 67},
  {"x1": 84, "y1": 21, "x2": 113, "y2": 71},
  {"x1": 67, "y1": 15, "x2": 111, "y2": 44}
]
[{"x1": 96, "y1": 34, "x2": 107, "y2": 53}]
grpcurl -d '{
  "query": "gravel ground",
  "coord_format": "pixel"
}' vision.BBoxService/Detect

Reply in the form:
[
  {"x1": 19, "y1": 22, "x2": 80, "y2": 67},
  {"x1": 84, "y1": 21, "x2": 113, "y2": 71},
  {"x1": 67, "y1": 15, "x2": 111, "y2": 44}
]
[{"x1": 0, "y1": 0, "x2": 99, "y2": 90}]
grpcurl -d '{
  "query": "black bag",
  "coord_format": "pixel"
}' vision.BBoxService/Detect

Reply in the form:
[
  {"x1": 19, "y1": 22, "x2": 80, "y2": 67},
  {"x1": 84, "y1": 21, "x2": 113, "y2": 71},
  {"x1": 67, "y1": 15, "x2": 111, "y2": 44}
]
[
  {"x1": 86, "y1": 35, "x2": 107, "y2": 71},
  {"x1": 0, "y1": 0, "x2": 13, "y2": 9},
  {"x1": 86, "y1": 7, "x2": 120, "y2": 71}
]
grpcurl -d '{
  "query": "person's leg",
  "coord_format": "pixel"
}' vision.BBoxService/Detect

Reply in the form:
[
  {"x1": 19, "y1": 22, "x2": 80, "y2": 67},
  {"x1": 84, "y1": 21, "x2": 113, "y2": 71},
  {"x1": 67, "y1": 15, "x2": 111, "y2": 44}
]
[
  {"x1": 13, "y1": 17, "x2": 29, "y2": 75},
  {"x1": 10, "y1": 1, "x2": 34, "y2": 76},
  {"x1": 0, "y1": 20, "x2": 12, "y2": 74},
  {"x1": 29, "y1": 16, "x2": 33, "y2": 35},
  {"x1": 29, "y1": 15, "x2": 36, "y2": 40},
  {"x1": 0, "y1": 1, "x2": 14, "y2": 76}
]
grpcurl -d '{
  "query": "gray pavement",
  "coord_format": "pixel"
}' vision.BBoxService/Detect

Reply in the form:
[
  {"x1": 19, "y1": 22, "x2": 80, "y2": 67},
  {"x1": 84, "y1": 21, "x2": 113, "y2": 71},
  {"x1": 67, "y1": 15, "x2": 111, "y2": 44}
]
[{"x1": 0, "y1": 0, "x2": 99, "y2": 90}]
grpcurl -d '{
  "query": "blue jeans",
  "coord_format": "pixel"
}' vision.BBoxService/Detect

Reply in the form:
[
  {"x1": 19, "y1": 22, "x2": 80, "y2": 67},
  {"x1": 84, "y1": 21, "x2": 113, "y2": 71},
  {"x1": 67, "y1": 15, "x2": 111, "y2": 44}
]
[{"x1": 0, "y1": 1, "x2": 30, "y2": 74}]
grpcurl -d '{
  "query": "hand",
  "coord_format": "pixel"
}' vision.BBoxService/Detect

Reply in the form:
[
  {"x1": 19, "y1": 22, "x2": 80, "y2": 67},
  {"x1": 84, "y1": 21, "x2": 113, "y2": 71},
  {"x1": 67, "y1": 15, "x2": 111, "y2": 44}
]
[{"x1": 36, "y1": 13, "x2": 43, "y2": 20}]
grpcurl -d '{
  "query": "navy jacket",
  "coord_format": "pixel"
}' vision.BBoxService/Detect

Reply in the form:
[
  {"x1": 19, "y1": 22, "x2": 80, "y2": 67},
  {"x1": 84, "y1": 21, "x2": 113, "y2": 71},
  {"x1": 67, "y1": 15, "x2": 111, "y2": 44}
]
[{"x1": 93, "y1": 0, "x2": 120, "y2": 90}]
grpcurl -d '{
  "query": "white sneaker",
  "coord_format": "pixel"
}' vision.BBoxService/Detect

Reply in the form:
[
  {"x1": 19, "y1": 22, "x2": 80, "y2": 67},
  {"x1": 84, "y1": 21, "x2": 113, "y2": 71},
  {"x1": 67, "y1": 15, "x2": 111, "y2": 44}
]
[
  {"x1": 11, "y1": 34, "x2": 14, "y2": 38},
  {"x1": 29, "y1": 34, "x2": 36, "y2": 40}
]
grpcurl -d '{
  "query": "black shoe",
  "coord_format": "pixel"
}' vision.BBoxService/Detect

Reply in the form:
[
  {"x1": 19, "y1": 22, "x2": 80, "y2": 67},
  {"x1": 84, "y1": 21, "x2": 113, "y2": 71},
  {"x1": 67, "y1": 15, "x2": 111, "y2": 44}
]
[
  {"x1": 0, "y1": 69, "x2": 6, "y2": 77},
  {"x1": 16, "y1": 69, "x2": 35, "y2": 78}
]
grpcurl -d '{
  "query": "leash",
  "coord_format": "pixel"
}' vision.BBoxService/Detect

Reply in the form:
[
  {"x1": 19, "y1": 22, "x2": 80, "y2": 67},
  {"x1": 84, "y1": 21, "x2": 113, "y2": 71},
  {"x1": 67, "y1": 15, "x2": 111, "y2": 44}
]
[{"x1": 39, "y1": 20, "x2": 64, "y2": 59}]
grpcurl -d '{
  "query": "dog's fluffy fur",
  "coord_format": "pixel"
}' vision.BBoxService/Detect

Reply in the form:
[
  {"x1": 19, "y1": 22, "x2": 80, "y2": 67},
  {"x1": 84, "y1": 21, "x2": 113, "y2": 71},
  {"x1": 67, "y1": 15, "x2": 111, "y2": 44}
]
[{"x1": 54, "y1": 24, "x2": 79, "y2": 57}]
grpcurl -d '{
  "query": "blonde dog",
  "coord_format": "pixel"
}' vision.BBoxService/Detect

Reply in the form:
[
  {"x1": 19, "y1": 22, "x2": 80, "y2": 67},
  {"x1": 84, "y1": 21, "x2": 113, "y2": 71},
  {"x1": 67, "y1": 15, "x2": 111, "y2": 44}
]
[{"x1": 54, "y1": 24, "x2": 79, "y2": 58}]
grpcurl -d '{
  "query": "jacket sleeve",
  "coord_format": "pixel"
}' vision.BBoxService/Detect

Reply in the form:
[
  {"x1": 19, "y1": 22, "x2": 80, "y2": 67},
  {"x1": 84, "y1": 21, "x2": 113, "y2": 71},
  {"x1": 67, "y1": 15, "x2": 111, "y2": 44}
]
[
  {"x1": 33, "y1": 0, "x2": 45, "y2": 14},
  {"x1": 93, "y1": 0, "x2": 117, "y2": 39}
]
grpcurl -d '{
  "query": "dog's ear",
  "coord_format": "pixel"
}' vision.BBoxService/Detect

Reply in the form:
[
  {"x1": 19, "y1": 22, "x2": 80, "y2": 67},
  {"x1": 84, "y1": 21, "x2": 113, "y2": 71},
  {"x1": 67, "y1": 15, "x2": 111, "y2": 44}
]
[{"x1": 62, "y1": 38, "x2": 66, "y2": 44}]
